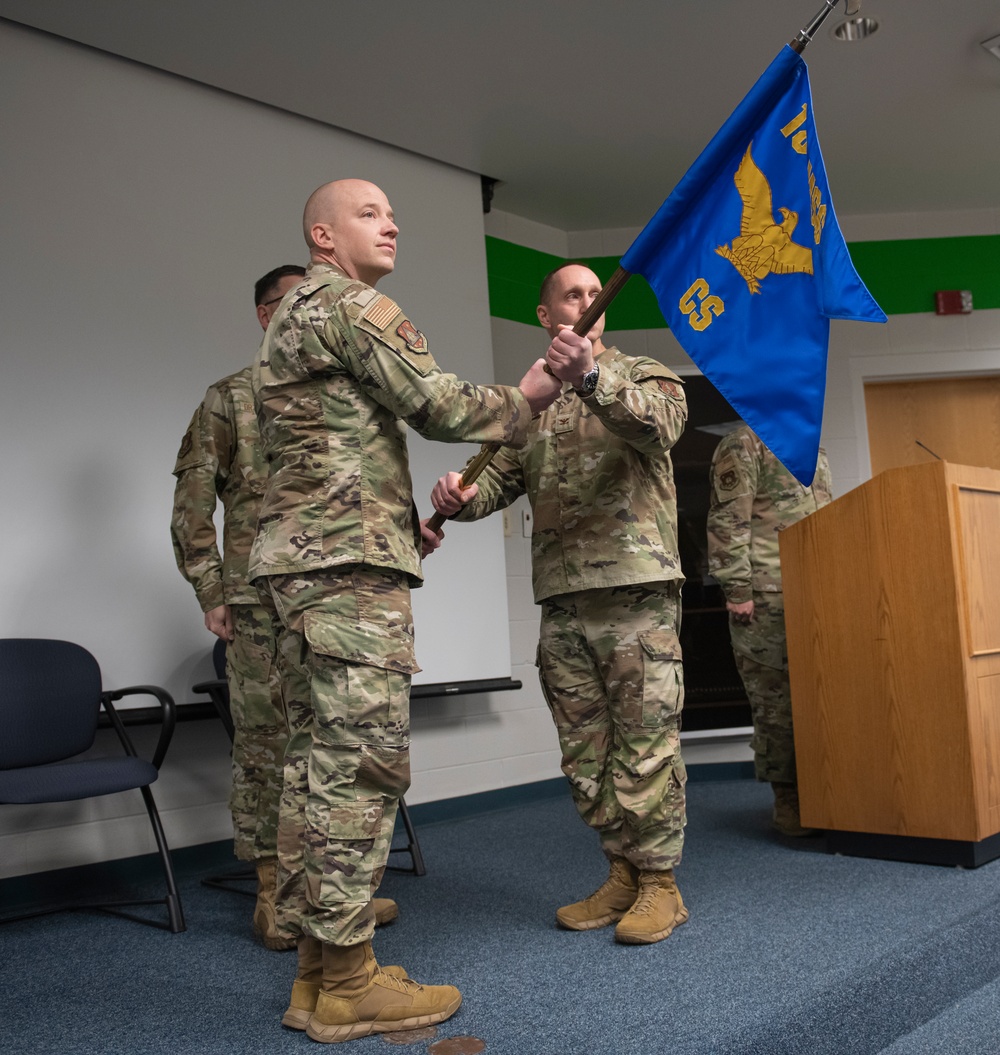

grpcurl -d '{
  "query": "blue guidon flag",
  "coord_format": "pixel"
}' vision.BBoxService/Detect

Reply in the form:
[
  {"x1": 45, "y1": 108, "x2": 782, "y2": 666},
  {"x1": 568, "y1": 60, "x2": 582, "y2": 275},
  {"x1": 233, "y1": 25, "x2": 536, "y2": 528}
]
[{"x1": 622, "y1": 44, "x2": 886, "y2": 485}]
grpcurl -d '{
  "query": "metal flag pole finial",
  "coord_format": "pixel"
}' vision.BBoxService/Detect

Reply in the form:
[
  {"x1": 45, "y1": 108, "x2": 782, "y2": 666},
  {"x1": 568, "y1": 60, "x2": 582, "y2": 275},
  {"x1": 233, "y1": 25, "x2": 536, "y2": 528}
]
[{"x1": 791, "y1": 0, "x2": 862, "y2": 54}]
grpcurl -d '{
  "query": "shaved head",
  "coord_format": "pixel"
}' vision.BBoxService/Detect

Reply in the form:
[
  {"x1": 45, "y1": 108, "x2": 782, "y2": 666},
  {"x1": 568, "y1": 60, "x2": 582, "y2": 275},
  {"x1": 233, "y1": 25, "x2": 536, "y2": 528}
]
[
  {"x1": 302, "y1": 179, "x2": 399, "y2": 287},
  {"x1": 303, "y1": 180, "x2": 352, "y2": 247}
]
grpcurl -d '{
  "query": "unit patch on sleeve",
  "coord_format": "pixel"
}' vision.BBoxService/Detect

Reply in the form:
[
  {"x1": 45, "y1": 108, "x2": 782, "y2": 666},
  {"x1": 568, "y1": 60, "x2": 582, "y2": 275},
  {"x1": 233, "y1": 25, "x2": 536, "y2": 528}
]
[
  {"x1": 714, "y1": 452, "x2": 744, "y2": 498},
  {"x1": 396, "y1": 319, "x2": 427, "y2": 354}
]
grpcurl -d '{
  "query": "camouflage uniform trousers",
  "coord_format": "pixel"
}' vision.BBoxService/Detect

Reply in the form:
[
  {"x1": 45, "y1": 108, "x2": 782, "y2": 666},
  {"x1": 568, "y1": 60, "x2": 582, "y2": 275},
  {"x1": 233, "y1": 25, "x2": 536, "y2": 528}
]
[
  {"x1": 226, "y1": 603, "x2": 288, "y2": 861},
  {"x1": 730, "y1": 591, "x2": 797, "y2": 785},
  {"x1": 536, "y1": 580, "x2": 686, "y2": 872},
  {"x1": 261, "y1": 566, "x2": 414, "y2": 947}
]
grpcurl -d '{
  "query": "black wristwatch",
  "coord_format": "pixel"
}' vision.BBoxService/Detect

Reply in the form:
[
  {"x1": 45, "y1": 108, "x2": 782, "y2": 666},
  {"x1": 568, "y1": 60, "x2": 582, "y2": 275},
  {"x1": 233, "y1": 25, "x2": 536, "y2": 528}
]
[{"x1": 576, "y1": 364, "x2": 599, "y2": 395}]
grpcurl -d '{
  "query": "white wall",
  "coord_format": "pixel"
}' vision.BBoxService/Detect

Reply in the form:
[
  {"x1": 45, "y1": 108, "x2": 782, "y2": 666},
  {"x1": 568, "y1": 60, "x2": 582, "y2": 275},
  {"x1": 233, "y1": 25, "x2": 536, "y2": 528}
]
[
  {"x1": 0, "y1": 24, "x2": 514, "y2": 878},
  {"x1": 0, "y1": 22, "x2": 509, "y2": 701}
]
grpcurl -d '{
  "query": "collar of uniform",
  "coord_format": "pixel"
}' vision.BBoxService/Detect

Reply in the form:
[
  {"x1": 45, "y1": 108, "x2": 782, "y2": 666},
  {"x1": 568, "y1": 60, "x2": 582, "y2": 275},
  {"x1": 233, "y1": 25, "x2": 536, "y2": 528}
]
[{"x1": 306, "y1": 261, "x2": 351, "y2": 281}]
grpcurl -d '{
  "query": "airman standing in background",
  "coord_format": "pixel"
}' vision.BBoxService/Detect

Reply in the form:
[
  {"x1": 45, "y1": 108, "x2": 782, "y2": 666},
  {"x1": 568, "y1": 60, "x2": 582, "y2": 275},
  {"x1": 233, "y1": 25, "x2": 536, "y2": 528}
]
[
  {"x1": 170, "y1": 264, "x2": 305, "y2": 951},
  {"x1": 706, "y1": 424, "x2": 832, "y2": 836}
]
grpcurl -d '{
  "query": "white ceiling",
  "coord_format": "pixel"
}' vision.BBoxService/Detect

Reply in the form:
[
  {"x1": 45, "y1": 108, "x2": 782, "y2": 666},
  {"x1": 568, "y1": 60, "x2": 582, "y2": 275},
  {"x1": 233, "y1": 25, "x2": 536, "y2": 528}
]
[{"x1": 4, "y1": 0, "x2": 999, "y2": 231}]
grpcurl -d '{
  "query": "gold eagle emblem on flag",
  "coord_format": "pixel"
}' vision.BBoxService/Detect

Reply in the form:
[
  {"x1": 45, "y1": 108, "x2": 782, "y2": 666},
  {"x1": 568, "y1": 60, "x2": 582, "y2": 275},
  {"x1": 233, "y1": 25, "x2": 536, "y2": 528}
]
[{"x1": 715, "y1": 143, "x2": 813, "y2": 295}]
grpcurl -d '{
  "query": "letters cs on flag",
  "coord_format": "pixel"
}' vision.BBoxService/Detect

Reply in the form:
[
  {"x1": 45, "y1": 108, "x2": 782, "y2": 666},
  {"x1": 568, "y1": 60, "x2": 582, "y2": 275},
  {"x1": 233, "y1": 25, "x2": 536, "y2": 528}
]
[{"x1": 621, "y1": 45, "x2": 886, "y2": 485}]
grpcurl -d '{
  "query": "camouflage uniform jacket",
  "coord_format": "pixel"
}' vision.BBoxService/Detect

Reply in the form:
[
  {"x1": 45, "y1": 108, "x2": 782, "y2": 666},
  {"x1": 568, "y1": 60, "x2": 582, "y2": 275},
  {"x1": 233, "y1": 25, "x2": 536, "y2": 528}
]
[
  {"x1": 706, "y1": 425, "x2": 833, "y2": 603},
  {"x1": 171, "y1": 367, "x2": 264, "y2": 610},
  {"x1": 453, "y1": 347, "x2": 687, "y2": 603},
  {"x1": 250, "y1": 262, "x2": 532, "y2": 583}
]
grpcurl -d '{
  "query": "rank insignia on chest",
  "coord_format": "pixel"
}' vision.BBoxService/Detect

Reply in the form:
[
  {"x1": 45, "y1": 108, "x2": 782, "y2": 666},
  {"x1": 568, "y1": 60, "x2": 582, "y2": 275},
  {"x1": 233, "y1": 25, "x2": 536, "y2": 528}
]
[
  {"x1": 553, "y1": 410, "x2": 575, "y2": 434},
  {"x1": 396, "y1": 319, "x2": 427, "y2": 353}
]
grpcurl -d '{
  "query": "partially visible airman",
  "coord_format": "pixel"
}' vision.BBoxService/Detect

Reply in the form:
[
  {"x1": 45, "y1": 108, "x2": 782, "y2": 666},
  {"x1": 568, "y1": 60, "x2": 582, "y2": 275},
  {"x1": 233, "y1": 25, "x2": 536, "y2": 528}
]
[
  {"x1": 171, "y1": 264, "x2": 304, "y2": 950},
  {"x1": 706, "y1": 424, "x2": 832, "y2": 836}
]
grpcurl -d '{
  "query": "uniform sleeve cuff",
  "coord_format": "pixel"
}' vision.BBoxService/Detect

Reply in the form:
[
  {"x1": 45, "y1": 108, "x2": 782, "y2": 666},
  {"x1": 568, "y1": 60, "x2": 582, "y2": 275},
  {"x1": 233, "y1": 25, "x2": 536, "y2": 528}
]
[{"x1": 724, "y1": 587, "x2": 752, "y2": 604}]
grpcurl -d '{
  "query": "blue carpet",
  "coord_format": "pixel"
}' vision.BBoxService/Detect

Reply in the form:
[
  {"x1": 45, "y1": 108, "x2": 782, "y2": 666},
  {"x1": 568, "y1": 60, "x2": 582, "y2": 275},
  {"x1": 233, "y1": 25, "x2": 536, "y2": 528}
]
[
  {"x1": 879, "y1": 976, "x2": 1000, "y2": 1054},
  {"x1": 3, "y1": 780, "x2": 1000, "y2": 1054}
]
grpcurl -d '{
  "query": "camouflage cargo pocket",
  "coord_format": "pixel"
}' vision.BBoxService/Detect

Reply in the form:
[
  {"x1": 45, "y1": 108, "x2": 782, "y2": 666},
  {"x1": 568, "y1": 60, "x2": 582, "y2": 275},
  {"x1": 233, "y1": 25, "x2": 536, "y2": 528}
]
[
  {"x1": 637, "y1": 628, "x2": 685, "y2": 727},
  {"x1": 303, "y1": 612, "x2": 416, "y2": 748},
  {"x1": 307, "y1": 796, "x2": 383, "y2": 909},
  {"x1": 227, "y1": 634, "x2": 280, "y2": 735}
]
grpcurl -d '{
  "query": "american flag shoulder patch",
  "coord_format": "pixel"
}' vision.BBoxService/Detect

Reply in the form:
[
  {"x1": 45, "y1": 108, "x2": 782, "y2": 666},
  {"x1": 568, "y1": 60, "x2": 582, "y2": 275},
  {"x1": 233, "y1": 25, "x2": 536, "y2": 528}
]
[{"x1": 361, "y1": 295, "x2": 400, "y2": 332}]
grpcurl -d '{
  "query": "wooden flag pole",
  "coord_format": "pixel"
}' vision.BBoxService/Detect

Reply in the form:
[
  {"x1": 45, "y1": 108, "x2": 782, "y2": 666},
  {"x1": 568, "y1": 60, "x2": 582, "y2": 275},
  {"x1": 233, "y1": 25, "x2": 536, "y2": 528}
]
[
  {"x1": 425, "y1": 264, "x2": 632, "y2": 533},
  {"x1": 425, "y1": 0, "x2": 861, "y2": 534}
]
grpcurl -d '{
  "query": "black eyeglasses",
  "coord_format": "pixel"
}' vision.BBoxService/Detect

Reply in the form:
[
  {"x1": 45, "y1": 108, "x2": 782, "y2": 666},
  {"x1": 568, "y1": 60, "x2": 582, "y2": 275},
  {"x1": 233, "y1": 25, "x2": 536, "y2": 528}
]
[{"x1": 261, "y1": 295, "x2": 284, "y2": 308}]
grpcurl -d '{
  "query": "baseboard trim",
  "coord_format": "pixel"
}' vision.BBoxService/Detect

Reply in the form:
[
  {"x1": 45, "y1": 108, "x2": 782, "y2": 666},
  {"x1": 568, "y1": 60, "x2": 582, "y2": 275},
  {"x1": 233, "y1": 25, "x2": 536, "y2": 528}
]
[{"x1": 0, "y1": 762, "x2": 753, "y2": 910}]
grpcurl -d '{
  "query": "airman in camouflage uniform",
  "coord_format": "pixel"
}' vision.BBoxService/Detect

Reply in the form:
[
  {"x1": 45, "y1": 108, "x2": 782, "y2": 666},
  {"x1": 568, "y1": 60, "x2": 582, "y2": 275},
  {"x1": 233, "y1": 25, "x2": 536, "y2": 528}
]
[
  {"x1": 706, "y1": 424, "x2": 832, "y2": 835},
  {"x1": 250, "y1": 178, "x2": 561, "y2": 1043},
  {"x1": 432, "y1": 264, "x2": 689, "y2": 946},
  {"x1": 170, "y1": 264, "x2": 304, "y2": 949}
]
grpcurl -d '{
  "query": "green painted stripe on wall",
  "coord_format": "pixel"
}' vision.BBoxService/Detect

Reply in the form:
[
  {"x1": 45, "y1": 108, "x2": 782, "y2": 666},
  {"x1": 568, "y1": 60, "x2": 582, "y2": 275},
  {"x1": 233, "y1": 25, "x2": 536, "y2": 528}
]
[
  {"x1": 485, "y1": 238, "x2": 562, "y2": 327},
  {"x1": 847, "y1": 235, "x2": 1000, "y2": 316},
  {"x1": 486, "y1": 233, "x2": 1000, "y2": 328},
  {"x1": 485, "y1": 236, "x2": 664, "y2": 330}
]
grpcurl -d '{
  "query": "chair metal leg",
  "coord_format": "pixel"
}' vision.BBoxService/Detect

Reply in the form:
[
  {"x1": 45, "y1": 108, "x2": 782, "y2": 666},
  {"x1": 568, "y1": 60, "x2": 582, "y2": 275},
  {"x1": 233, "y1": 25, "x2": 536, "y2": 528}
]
[
  {"x1": 387, "y1": 797, "x2": 426, "y2": 876},
  {"x1": 200, "y1": 865, "x2": 257, "y2": 897},
  {"x1": 139, "y1": 784, "x2": 186, "y2": 933},
  {"x1": 0, "y1": 787, "x2": 187, "y2": 933}
]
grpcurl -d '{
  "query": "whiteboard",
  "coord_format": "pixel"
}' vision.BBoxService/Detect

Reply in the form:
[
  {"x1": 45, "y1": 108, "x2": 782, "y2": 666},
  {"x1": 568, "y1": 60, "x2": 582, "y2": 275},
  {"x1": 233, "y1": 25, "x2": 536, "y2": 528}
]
[{"x1": 0, "y1": 23, "x2": 511, "y2": 702}]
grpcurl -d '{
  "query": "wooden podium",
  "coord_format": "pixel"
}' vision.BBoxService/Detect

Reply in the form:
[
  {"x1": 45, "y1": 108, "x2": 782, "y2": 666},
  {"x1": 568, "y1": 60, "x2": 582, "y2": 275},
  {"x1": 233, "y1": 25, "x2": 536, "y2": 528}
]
[{"x1": 780, "y1": 461, "x2": 1000, "y2": 866}]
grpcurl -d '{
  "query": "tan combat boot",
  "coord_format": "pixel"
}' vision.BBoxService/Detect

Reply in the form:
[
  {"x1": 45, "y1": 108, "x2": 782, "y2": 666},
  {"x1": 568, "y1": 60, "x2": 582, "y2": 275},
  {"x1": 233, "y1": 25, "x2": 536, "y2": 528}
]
[
  {"x1": 771, "y1": 782, "x2": 817, "y2": 837},
  {"x1": 614, "y1": 869, "x2": 689, "y2": 945},
  {"x1": 373, "y1": 897, "x2": 399, "y2": 926},
  {"x1": 555, "y1": 856, "x2": 639, "y2": 930},
  {"x1": 282, "y1": 934, "x2": 324, "y2": 1030},
  {"x1": 253, "y1": 857, "x2": 296, "y2": 951},
  {"x1": 306, "y1": 942, "x2": 462, "y2": 1044},
  {"x1": 282, "y1": 935, "x2": 409, "y2": 1031}
]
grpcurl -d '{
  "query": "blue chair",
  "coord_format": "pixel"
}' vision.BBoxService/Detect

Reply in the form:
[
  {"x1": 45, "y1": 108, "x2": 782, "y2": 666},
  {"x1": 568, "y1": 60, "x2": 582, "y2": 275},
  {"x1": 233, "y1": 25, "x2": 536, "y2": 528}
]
[{"x1": 0, "y1": 638, "x2": 185, "y2": 932}]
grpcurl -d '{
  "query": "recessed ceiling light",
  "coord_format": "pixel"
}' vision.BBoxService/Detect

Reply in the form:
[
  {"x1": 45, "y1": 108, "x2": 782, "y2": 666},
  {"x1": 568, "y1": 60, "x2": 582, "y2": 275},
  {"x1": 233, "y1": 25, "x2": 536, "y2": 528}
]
[
  {"x1": 832, "y1": 17, "x2": 880, "y2": 42},
  {"x1": 983, "y1": 34, "x2": 1000, "y2": 62}
]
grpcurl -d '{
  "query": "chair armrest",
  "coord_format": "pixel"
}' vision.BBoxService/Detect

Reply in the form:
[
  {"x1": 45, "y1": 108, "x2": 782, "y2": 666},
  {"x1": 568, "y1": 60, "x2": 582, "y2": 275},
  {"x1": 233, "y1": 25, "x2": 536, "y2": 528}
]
[
  {"x1": 101, "y1": 685, "x2": 177, "y2": 770},
  {"x1": 191, "y1": 678, "x2": 235, "y2": 742},
  {"x1": 191, "y1": 678, "x2": 226, "y2": 694}
]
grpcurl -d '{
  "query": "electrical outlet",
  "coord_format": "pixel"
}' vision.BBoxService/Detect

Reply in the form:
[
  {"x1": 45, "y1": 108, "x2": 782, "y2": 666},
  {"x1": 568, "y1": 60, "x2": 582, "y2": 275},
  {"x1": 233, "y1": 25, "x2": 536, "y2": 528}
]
[
  {"x1": 502, "y1": 509, "x2": 513, "y2": 537},
  {"x1": 521, "y1": 508, "x2": 532, "y2": 537}
]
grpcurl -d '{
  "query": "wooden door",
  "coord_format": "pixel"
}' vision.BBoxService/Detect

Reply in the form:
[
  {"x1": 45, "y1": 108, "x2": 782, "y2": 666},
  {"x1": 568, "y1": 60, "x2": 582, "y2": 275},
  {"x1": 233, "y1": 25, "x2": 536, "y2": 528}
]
[{"x1": 864, "y1": 375, "x2": 1000, "y2": 476}]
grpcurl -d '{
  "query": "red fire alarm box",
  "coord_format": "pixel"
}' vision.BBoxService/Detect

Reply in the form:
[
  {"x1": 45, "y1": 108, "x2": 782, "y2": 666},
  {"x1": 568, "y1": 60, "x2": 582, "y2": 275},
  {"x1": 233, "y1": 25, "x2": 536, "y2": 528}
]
[{"x1": 935, "y1": 290, "x2": 973, "y2": 315}]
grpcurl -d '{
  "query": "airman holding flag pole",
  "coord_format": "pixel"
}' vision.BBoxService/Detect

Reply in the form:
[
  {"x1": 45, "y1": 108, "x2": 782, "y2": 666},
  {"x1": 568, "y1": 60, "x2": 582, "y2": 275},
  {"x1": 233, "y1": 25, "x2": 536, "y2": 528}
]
[
  {"x1": 432, "y1": 264, "x2": 690, "y2": 945},
  {"x1": 250, "y1": 178, "x2": 561, "y2": 1044}
]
